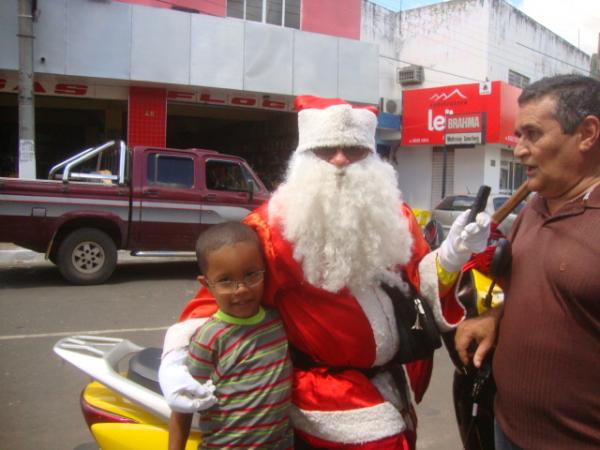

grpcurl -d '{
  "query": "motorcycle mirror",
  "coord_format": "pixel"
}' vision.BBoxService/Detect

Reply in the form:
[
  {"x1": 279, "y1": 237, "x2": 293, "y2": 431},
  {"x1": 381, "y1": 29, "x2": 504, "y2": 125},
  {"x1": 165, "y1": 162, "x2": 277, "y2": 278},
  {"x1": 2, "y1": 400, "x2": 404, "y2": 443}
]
[
  {"x1": 247, "y1": 179, "x2": 254, "y2": 202},
  {"x1": 423, "y1": 219, "x2": 444, "y2": 250},
  {"x1": 489, "y1": 238, "x2": 511, "y2": 279}
]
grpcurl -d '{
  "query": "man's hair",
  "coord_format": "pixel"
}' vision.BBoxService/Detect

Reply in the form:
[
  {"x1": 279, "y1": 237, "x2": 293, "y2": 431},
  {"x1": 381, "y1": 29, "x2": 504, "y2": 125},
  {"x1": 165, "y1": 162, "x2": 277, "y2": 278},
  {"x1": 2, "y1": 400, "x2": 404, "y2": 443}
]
[
  {"x1": 518, "y1": 74, "x2": 600, "y2": 134},
  {"x1": 195, "y1": 221, "x2": 261, "y2": 274}
]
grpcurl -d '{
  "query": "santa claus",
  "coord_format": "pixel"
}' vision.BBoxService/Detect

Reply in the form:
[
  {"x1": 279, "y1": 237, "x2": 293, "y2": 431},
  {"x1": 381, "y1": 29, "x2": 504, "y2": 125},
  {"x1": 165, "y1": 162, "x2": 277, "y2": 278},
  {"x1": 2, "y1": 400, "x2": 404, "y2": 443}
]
[{"x1": 159, "y1": 95, "x2": 490, "y2": 449}]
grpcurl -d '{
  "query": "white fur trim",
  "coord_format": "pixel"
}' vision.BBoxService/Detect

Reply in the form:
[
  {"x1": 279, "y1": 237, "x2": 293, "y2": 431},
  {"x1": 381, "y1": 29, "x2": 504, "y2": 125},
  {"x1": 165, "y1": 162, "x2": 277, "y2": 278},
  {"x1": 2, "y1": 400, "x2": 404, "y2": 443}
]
[
  {"x1": 418, "y1": 251, "x2": 465, "y2": 332},
  {"x1": 290, "y1": 402, "x2": 406, "y2": 444},
  {"x1": 371, "y1": 371, "x2": 408, "y2": 412},
  {"x1": 351, "y1": 286, "x2": 399, "y2": 366},
  {"x1": 296, "y1": 104, "x2": 377, "y2": 153},
  {"x1": 161, "y1": 318, "x2": 208, "y2": 358}
]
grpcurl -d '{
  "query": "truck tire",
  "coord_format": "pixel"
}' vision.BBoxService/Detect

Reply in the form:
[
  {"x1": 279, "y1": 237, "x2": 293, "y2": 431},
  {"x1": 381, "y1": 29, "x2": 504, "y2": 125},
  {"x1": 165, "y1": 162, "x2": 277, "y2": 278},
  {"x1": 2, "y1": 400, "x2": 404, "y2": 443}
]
[{"x1": 56, "y1": 228, "x2": 117, "y2": 285}]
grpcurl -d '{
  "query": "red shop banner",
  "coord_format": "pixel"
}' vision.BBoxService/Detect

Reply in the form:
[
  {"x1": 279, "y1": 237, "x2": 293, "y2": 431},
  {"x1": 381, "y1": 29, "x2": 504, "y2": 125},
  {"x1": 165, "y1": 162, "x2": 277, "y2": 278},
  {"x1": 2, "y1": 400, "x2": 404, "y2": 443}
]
[{"x1": 401, "y1": 81, "x2": 521, "y2": 147}]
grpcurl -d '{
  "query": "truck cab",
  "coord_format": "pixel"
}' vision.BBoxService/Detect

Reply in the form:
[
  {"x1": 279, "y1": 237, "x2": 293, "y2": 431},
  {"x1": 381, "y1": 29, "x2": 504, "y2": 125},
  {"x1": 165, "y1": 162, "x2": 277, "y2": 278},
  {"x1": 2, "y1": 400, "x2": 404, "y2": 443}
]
[{"x1": 0, "y1": 141, "x2": 269, "y2": 284}]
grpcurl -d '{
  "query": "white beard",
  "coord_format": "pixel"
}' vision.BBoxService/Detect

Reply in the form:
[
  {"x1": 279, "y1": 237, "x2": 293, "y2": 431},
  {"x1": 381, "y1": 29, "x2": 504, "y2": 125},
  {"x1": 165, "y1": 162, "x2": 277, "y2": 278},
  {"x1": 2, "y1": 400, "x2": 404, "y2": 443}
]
[{"x1": 268, "y1": 151, "x2": 414, "y2": 293}]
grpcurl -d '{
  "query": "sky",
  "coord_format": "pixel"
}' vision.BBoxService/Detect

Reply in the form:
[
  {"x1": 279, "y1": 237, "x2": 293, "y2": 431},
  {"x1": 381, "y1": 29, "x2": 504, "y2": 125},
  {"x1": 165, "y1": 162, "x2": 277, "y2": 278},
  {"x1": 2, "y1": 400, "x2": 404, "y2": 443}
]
[{"x1": 371, "y1": 0, "x2": 599, "y2": 56}]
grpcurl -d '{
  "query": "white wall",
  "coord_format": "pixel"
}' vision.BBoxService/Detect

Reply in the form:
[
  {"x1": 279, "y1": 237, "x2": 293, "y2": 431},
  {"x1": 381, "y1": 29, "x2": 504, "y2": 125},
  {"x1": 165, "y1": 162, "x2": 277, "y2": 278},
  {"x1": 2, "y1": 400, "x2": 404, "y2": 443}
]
[
  {"x1": 0, "y1": 0, "x2": 380, "y2": 103},
  {"x1": 360, "y1": 2, "x2": 403, "y2": 101},
  {"x1": 361, "y1": 0, "x2": 591, "y2": 95},
  {"x1": 398, "y1": 1, "x2": 491, "y2": 87},
  {"x1": 486, "y1": 1, "x2": 590, "y2": 82},
  {"x1": 392, "y1": 146, "x2": 433, "y2": 210},
  {"x1": 483, "y1": 145, "x2": 502, "y2": 191},
  {"x1": 454, "y1": 146, "x2": 485, "y2": 194}
]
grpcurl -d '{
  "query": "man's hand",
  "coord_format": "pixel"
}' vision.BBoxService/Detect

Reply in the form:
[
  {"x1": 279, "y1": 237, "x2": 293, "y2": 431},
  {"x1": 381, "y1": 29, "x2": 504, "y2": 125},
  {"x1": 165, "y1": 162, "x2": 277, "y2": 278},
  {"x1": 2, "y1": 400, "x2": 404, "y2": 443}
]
[
  {"x1": 438, "y1": 209, "x2": 491, "y2": 272},
  {"x1": 159, "y1": 348, "x2": 218, "y2": 413},
  {"x1": 455, "y1": 306, "x2": 502, "y2": 368}
]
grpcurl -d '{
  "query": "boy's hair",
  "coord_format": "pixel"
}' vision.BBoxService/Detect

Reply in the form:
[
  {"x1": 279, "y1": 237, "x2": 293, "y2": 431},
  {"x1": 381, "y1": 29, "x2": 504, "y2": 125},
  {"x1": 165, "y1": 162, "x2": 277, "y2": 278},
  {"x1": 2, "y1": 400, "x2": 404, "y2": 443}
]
[
  {"x1": 195, "y1": 221, "x2": 261, "y2": 274},
  {"x1": 518, "y1": 74, "x2": 600, "y2": 135}
]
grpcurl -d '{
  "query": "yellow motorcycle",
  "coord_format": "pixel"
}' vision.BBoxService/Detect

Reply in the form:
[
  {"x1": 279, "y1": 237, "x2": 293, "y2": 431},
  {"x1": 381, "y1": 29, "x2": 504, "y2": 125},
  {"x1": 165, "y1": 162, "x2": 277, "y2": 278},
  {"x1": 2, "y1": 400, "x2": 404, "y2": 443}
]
[{"x1": 54, "y1": 336, "x2": 200, "y2": 449}]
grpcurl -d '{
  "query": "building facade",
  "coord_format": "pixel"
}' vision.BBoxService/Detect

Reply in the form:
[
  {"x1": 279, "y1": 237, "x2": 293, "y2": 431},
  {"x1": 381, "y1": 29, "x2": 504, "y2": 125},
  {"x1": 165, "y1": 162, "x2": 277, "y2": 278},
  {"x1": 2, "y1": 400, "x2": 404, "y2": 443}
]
[
  {"x1": 362, "y1": 0, "x2": 592, "y2": 209},
  {"x1": 0, "y1": 0, "x2": 375, "y2": 187},
  {"x1": 0, "y1": 0, "x2": 593, "y2": 206}
]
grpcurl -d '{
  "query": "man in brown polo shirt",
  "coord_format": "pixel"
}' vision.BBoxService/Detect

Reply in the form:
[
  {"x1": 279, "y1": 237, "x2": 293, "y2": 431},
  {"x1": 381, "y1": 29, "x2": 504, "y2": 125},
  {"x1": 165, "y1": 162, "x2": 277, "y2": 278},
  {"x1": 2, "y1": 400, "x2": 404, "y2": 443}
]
[{"x1": 455, "y1": 74, "x2": 600, "y2": 450}]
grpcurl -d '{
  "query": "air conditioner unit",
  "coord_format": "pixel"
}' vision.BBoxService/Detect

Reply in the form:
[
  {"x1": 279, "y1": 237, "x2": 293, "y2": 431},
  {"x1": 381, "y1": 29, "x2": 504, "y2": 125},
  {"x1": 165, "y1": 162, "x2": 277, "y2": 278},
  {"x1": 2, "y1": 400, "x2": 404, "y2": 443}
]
[
  {"x1": 379, "y1": 98, "x2": 402, "y2": 115},
  {"x1": 397, "y1": 65, "x2": 424, "y2": 85}
]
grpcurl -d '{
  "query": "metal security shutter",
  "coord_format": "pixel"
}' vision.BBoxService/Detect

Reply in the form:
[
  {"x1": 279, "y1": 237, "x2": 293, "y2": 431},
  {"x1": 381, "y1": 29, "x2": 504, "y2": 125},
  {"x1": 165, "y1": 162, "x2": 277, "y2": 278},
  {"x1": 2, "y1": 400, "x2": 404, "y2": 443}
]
[{"x1": 431, "y1": 147, "x2": 454, "y2": 208}]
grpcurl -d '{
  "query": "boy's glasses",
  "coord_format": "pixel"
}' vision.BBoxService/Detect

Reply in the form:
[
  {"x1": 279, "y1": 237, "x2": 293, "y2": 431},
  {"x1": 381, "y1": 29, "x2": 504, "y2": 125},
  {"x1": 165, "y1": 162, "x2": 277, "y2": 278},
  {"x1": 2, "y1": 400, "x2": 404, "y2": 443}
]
[{"x1": 207, "y1": 270, "x2": 265, "y2": 294}]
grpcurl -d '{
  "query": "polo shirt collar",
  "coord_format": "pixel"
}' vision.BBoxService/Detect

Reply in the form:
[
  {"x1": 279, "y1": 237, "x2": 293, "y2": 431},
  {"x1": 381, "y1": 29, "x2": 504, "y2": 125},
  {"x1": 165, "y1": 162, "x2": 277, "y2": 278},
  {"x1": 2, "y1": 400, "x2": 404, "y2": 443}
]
[{"x1": 532, "y1": 182, "x2": 600, "y2": 219}]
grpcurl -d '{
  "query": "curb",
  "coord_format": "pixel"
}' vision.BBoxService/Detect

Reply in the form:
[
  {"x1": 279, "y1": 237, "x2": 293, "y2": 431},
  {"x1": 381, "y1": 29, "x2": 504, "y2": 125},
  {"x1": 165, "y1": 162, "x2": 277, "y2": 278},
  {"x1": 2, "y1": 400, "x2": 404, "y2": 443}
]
[
  {"x1": 0, "y1": 248, "x2": 196, "y2": 266},
  {"x1": 0, "y1": 249, "x2": 45, "y2": 264}
]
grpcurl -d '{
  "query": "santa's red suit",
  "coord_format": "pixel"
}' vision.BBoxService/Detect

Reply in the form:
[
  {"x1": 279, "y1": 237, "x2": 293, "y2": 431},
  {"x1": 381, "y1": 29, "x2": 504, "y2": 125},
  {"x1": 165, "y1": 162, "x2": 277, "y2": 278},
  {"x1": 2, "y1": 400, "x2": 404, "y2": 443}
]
[{"x1": 176, "y1": 202, "x2": 465, "y2": 449}]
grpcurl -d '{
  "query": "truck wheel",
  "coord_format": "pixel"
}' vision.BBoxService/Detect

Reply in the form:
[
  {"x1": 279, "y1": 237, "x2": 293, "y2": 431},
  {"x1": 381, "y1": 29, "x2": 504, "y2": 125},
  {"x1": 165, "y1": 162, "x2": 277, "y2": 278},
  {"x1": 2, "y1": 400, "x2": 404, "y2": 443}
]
[{"x1": 56, "y1": 228, "x2": 117, "y2": 285}]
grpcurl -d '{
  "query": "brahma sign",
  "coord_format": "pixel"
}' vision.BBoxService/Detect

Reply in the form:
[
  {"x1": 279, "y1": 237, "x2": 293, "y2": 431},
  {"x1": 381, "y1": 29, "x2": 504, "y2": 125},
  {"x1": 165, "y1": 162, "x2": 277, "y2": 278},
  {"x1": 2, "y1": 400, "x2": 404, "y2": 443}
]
[{"x1": 401, "y1": 81, "x2": 521, "y2": 147}]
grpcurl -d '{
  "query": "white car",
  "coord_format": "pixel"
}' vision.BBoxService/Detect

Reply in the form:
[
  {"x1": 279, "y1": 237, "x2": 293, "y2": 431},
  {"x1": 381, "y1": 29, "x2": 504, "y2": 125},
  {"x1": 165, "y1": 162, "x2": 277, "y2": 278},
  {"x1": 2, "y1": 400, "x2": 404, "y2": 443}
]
[{"x1": 431, "y1": 193, "x2": 526, "y2": 238}]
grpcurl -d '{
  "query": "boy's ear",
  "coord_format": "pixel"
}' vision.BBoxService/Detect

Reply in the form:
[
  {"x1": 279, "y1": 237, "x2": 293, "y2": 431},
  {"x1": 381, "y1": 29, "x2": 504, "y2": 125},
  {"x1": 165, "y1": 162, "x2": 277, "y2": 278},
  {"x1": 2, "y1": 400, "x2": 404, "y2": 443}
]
[{"x1": 197, "y1": 275, "x2": 210, "y2": 289}]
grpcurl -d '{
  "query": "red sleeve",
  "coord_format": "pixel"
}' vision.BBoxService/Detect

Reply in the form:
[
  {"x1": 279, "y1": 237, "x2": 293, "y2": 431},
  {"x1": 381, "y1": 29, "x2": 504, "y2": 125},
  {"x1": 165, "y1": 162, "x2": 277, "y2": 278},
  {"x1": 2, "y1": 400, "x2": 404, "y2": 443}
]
[
  {"x1": 178, "y1": 286, "x2": 218, "y2": 321},
  {"x1": 400, "y1": 202, "x2": 430, "y2": 290}
]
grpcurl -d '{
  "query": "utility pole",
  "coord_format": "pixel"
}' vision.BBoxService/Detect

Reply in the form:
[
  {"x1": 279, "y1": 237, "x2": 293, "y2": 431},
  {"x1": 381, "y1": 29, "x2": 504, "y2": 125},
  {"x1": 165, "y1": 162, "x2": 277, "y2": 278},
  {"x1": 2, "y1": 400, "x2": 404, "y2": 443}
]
[{"x1": 17, "y1": 0, "x2": 36, "y2": 179}]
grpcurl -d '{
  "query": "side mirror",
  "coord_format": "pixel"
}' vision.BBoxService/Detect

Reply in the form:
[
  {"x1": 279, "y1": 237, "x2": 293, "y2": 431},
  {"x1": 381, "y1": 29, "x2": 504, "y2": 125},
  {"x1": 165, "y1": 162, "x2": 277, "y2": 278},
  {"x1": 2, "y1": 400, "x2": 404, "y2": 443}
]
[
  {"x1": 489, "y1": 238, "x2": 511, "y2": 279},
  {"x1": 423, "y1": 219, "x2": 445, "y2": 250},
  {"x1": 247, "y1": 179, "x2": 254, "y2": 202}
]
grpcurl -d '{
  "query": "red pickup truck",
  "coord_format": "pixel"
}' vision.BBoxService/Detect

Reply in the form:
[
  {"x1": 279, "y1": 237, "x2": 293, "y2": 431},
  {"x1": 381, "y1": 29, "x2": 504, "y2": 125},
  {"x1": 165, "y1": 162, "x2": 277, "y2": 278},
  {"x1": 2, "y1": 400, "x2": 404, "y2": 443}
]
[{"x1": 0, "y1": 141, "x2": 269, "y2": 284}]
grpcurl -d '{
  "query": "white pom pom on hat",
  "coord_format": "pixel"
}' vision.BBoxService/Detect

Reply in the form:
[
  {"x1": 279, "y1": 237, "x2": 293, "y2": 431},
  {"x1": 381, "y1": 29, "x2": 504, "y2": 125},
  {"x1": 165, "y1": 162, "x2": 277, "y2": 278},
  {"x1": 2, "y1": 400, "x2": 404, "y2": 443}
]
[{"x1": 294, "y1": 95, "x2": 379, "y2": 153}]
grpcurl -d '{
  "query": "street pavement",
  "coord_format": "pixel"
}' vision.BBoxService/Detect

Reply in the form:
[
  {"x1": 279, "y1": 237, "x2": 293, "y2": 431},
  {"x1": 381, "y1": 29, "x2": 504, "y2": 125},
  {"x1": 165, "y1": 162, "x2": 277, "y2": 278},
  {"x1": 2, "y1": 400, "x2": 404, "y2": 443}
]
[{"x1": 0, "y1": 252, "x2": 463, "y2": 450}]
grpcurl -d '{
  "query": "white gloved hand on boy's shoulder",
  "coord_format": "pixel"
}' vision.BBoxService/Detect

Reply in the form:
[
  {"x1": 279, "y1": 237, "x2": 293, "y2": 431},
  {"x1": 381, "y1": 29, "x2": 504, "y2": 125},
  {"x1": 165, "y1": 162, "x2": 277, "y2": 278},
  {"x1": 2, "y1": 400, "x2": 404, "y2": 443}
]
[
  {"x1": 159, "y1": 347, "x2": 218, "y2": 413},
  {"x1": 437, "y1": 209, "x2": 491, "y2": 273}
]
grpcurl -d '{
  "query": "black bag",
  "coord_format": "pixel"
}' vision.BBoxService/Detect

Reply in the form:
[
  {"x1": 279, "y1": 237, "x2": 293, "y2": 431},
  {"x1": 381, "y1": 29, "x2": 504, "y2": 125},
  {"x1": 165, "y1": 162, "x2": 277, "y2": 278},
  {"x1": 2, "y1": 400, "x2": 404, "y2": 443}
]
[{"x1": 381, "y1": 282, "x2": 442, "y2": 364}]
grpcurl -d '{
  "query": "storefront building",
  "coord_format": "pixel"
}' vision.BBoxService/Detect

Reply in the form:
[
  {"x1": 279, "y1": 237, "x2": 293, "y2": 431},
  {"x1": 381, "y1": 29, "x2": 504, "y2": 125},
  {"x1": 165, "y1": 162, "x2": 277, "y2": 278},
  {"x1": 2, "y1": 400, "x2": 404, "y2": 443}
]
[
  {"x1": 395, "y1": 81, "x2": 524, "y2": 209},
  {"x1": 0, "y1": 0, "x2": 377, "y2": 187},
  {"x1": 1, "y1": 0, "x2": 592, "y2": 202}
]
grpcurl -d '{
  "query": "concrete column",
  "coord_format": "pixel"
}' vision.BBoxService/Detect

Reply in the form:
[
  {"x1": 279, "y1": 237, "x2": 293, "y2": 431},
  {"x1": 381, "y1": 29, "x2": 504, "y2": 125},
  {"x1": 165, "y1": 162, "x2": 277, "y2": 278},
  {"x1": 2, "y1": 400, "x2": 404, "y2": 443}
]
[{"x1": 17, "y1": 0, "x2": 36, "y2": 179}]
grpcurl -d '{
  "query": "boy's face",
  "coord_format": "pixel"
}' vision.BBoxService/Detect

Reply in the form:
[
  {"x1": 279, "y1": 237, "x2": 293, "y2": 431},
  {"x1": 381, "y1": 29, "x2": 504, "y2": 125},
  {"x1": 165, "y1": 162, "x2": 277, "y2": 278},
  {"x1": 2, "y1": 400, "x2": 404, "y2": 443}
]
[{"x1": 199, "y1": 241, "x2": 265, "y2": 319}]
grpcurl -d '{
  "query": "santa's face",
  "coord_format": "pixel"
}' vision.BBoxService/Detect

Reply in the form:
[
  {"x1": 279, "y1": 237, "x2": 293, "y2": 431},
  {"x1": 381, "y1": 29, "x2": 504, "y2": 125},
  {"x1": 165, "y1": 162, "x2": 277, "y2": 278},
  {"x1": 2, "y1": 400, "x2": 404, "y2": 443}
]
[
  {"x1": 312, "y1": 146, "x2": 371, "y2": 167},
  {"x1": 268, "y1": 149, "x2": 413, "y2": 293}
]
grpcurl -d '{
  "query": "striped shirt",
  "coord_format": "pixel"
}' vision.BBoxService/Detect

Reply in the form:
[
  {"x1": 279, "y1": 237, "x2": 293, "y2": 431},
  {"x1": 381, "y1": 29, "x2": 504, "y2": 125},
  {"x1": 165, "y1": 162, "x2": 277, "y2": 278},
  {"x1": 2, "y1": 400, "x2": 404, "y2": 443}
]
[{"x1": 187, "y1": 307, "x2": 293, "y2": 449}]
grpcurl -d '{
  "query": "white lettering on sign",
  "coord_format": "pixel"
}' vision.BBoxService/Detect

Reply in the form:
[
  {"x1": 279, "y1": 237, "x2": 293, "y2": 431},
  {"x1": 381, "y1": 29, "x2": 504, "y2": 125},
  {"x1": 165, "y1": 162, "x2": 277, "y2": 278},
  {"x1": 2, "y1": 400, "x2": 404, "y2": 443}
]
[
  {"x1": 0, "y1": 75, "x2": 292, "y2": 111},
  {"x1": 427, "y1": 108, "x2": 454, "y2": 131},
  {"x1": 444, "y1": 132, "x2": 482, "y2": 145},
  {"x1": 168, "y1": 89, "x2": 292, "y2": 111},
  {"x1": 447, "y1": 115, "x2": 480, "y2": 130}
]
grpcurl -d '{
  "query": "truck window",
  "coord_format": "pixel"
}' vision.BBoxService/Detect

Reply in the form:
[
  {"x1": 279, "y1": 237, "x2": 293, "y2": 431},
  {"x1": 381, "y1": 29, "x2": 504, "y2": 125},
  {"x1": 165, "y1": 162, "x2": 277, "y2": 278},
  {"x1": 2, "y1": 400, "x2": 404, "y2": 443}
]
[
  {"x1": 147, "y1": 154, "x2": 194, "y2": 188},
  {"x1": 206, "y1": 160, "x2": 248, "y2": 192}
]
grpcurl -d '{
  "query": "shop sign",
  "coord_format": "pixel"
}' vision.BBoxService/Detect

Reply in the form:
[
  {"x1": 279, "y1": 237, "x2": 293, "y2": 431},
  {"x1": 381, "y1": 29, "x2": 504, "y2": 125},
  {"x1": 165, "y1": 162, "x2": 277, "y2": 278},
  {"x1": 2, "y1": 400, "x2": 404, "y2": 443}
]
[
  {"x1": 0, "y1": 74, "x2": 293, "y2": 111},
  {"x1": 167, "y1": 89, "x2": 293, "y2": 111},
  {"x1": 401, "y1": 81, "x2": 521, "y2": 146},
  {"x1": 0, "y1": 74, "x2": 128, "y2": 99},
  {"x1": 444, "y1": 112, "x2": 484, "y2": 145}
]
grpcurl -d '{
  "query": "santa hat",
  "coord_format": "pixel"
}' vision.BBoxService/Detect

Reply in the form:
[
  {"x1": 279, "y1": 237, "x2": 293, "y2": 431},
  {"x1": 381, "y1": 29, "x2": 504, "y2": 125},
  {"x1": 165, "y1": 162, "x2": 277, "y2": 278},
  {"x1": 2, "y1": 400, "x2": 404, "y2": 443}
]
[{"x1": 294, "y1": 95, "x2": 379, "y2": 153}]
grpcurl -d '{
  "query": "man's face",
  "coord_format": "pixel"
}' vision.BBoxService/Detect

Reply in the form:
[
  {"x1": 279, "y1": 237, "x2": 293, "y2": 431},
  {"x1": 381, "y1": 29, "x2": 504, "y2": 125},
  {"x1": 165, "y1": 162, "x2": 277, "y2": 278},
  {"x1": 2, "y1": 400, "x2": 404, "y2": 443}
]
[{"x1": 514, "y1": 96, "x2": 582, "y2": 199}]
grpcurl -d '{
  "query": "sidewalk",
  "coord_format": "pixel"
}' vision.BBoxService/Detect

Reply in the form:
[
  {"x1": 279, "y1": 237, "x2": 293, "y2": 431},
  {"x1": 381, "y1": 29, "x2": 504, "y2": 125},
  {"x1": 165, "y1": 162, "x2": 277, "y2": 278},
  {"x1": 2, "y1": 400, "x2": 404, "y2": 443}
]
[
  {"x1": 0, "y1": 243, "x2": 196, "y2": 266},
  {"x1": 0, "y1": 243, "x2": 45, "y2": 264}
]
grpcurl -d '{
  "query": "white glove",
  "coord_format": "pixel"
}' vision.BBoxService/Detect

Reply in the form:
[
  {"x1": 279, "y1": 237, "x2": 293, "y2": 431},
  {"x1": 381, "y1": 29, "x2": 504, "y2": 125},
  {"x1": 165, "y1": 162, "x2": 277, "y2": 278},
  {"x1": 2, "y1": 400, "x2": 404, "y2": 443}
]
[
  {"x1": 158, "y1": 348, "x2": 218, "y2": 413},
  {"x1": 438, "y1": 209, "x2": 491, "y2": 272}
]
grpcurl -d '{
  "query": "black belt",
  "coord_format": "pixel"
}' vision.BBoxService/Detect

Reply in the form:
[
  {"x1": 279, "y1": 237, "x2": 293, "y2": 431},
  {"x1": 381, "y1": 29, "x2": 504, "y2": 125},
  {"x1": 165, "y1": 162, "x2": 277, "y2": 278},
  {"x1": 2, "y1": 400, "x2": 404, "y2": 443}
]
[{"x1": 290, "y1": 345, "x2": 402, "y2": 380}]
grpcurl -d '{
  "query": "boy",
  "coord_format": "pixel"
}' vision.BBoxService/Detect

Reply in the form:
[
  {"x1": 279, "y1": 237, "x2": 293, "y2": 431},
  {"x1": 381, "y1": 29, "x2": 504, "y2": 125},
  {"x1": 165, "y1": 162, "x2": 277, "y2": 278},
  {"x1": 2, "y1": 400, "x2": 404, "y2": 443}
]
[{"x1": 168, "y1": 222, "x2": 293, "y2": 450}]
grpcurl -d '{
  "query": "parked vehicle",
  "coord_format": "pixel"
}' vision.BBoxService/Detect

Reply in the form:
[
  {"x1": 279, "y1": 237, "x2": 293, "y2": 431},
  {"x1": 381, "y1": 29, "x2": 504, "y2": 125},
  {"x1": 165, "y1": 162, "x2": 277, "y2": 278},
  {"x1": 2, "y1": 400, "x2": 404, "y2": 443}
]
[
  {"x1": 431, "y1": 193, "x2": 526, "y2": 239},
  {"x1": 0, "y1": 141, "x2": 269, "y2": 284}
]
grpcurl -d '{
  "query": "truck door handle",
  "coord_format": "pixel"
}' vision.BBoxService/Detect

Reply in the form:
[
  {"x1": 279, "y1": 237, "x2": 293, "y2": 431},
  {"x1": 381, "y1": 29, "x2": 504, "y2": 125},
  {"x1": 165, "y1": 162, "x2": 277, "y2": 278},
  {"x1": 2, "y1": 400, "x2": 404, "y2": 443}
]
[
  {"x1": 143, "y1": 189, "x2": 159, "y2": 197},
  {"x1": 204, "y1": 194, "x2": 217, "y2": 201}
]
